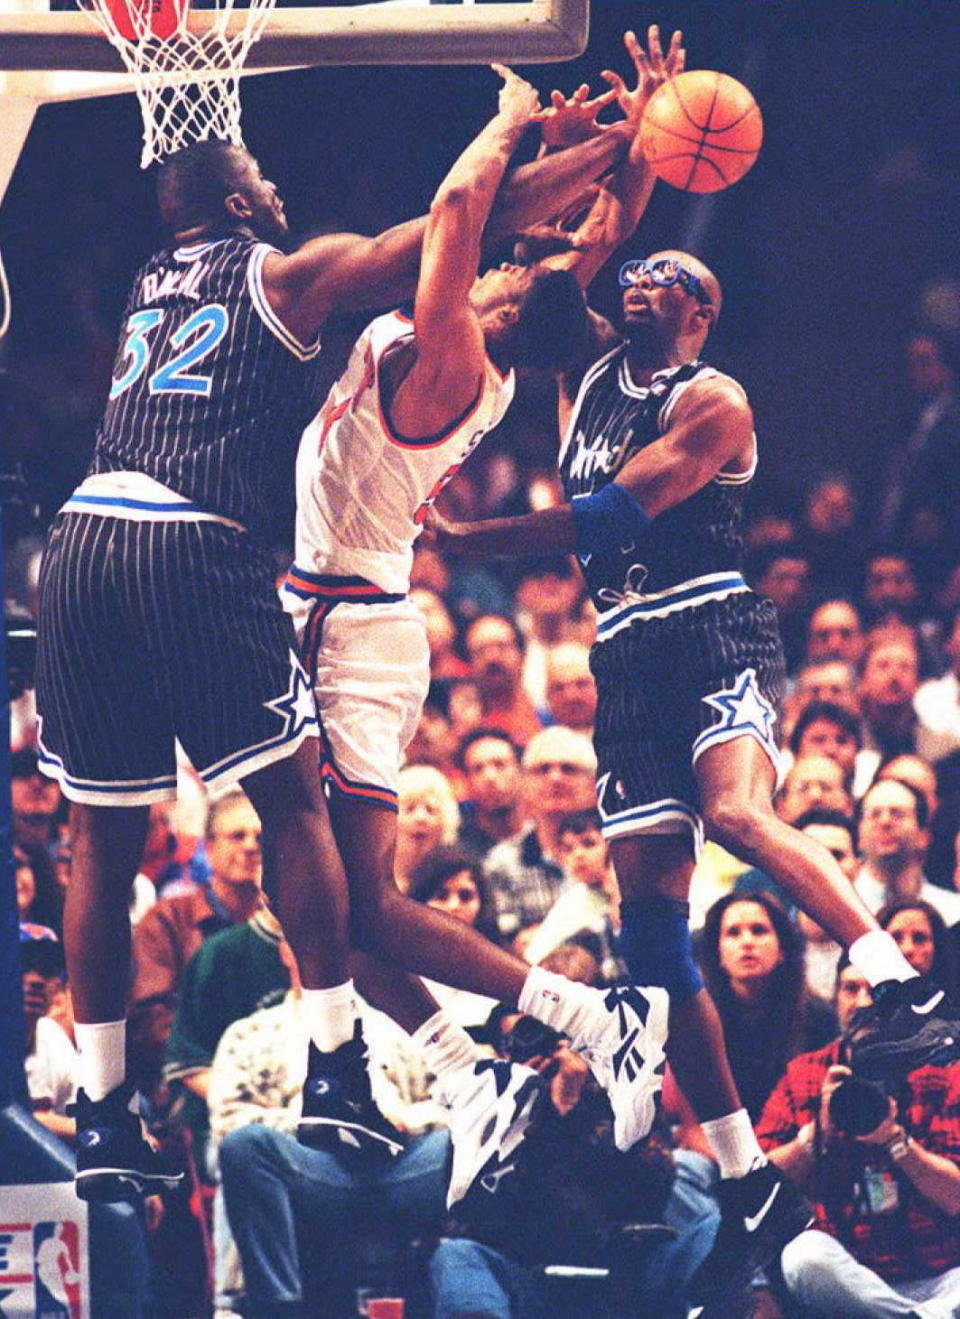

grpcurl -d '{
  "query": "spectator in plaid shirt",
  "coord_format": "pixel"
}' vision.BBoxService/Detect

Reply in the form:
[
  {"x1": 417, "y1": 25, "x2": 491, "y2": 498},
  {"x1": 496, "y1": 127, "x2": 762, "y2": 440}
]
[{"x1": 755, "y1": 955, "x2": 960, "y2": 1317}]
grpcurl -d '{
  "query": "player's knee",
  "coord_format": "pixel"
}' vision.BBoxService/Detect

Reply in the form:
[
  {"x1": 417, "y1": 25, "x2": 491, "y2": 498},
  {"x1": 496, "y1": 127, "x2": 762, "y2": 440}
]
[
  {"x1": 701, "y1": 797, "x2": 770, "y2": 853},
  {"x1": 779, "y1": 1229, "x2": 828, "y2": 1293}
]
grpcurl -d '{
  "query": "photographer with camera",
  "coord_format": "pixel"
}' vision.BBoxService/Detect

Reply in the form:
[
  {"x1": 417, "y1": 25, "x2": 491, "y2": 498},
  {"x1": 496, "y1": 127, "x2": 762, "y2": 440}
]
[
  {"x1": 755, "y1": 957, "x2": 960, "y2": 1317},
  {"x1": 430, "y1": 995, "x2": 720, "y2": 1319}
]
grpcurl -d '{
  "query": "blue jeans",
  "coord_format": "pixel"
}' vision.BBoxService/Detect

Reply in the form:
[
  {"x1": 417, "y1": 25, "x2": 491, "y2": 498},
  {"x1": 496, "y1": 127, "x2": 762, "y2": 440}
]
[
  {"x1": 218, "y1": 1124, "x2": 450, "y2": 1309},
  {"x1": 430, "y1": 1149, "x2": 720, "y2": 1319},
  {"x1": 781, "y1": 1229, "x2": 960, "y2": 1319}
]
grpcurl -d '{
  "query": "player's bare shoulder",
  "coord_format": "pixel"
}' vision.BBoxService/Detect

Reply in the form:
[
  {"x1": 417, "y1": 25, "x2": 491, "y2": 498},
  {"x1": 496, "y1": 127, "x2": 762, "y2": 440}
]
[{"x1": 667, "y1": 368, "x2": 756, "y2": 476}]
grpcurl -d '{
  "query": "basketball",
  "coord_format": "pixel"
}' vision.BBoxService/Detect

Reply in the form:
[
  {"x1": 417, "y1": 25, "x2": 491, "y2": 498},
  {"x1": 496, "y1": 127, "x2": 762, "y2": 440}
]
[{"x1": 640, "y1": 70, "x2": 763, "y2": 194}]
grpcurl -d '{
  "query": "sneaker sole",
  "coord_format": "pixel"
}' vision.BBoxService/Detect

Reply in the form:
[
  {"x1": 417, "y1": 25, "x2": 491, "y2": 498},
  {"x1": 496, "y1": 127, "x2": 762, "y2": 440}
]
[
  {"x1": 76, "y1": 1167, "x2": 183, "y2": 1202},
  {"x1": 296, "y1": 1117, "x2": 403, "y2": 1157}
]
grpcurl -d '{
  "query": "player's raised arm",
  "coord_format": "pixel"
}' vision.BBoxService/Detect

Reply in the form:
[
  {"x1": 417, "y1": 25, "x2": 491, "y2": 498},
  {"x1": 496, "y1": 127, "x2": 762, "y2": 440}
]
[
  {"x1": 533, "y1": 27, "x2": 685, "y2": 291},
  {"x1": 261, "y1": 92, "x2": 636, "y2": 341},
  {"x1": 390, "y1": 67, "x2": 540, "y2": 433}
]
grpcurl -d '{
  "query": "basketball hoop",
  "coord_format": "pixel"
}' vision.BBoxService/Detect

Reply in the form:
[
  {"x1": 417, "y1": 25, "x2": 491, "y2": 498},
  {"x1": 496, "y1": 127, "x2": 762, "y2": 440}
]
[{"x1": 78, "y1": 0, "x2": 277, "y2": 168}]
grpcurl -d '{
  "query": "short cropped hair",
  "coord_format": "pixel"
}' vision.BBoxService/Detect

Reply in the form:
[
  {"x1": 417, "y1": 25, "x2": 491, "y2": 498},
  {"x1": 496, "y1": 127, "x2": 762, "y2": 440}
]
[
  {"x1": 557, "y1": 809, "x2": 604, "y2": 840},
  {"x1": 156, "y1": 139, "x2": 246, "y2": 234},
  {"x1": 456, "y1": 727, "x2": 520, "y2": 772},
  {"x1": 511, "y1": 269, "x2": 591, "y2": 372},
  {"x1": 792, "y1": 806, "x2": 858, "y2": 852},
  {"x1": 789, "y1": 700, "x2": 863, "y2": 757}
]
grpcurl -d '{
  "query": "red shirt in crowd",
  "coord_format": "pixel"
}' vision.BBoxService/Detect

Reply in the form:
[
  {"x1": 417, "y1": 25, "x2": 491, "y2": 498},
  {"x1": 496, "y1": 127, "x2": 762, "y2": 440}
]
[{"x1": 756, "y1": 1040, "x2": 960, "y2": 1282}]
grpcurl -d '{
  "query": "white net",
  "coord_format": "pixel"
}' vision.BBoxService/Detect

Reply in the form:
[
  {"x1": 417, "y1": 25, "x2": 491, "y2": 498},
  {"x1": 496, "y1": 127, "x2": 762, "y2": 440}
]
[{"x1": 78, "y1": 0, "x2": 277, "y2": 168}]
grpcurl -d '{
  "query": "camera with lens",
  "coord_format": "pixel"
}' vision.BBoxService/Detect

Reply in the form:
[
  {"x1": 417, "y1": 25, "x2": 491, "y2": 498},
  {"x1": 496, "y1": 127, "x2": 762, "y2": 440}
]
[
  {"x1": 828, "y1": 1071, "x2": 891, "y2": 1137},
  {"x1": 502, "y1": 1014, "x2": 563, "y2": 1064}
]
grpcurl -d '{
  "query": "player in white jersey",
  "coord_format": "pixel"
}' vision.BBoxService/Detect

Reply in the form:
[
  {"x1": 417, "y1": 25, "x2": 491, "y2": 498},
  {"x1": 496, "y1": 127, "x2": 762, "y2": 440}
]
[
  {"x1": 285, "y1": 306, "x2": 514, "y2": 808},
  {"x1": 284, "y1": 42, "x2": 689, "y2": 1213}
]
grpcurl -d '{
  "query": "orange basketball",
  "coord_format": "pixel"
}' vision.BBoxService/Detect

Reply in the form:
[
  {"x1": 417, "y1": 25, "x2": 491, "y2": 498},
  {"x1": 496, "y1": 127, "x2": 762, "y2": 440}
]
[{"x1": 640, "y1": 70, "x2": 763, "y2": 194}]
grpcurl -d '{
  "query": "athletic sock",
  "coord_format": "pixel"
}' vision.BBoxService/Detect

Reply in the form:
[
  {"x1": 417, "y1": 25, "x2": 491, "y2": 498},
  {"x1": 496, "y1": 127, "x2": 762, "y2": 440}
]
[
  {"x1": 701, "y1": 1110, "x2": 767, "y2": 1180},
  {"x1": 848, "y1": 930, "x2": 918, "y2": 987},
  {"x1": 301, "y1": 981, "x2": 356, "y2": 1053},
  {"x1": 74, "y1": 1020, "x2": 127, "y2": 1102},
  {"x1": 412, "y1": 1010, "x2": 481, "y2": 1078},
  {"x1": 518, "y1": 965, "x2": 602, "y2": 1043}
]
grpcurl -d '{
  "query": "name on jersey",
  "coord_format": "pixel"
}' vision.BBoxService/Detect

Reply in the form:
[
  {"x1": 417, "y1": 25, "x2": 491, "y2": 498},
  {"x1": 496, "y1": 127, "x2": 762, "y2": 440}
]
[
  {"x1": 141, "y1": 261, "x2": 206, "y2": 305},
  {"x1": 566, "y1": 426, "x2": 630, "y2": 485}
]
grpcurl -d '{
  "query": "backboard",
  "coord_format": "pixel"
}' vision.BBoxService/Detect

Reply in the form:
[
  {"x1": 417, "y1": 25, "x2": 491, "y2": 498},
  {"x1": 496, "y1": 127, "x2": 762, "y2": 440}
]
[
  {"x1": 0, "y1": 1, "x2": 589, "y2": 84},
  {"x1": 0, "y1": 0, "x2": 588, "y2": 202}
]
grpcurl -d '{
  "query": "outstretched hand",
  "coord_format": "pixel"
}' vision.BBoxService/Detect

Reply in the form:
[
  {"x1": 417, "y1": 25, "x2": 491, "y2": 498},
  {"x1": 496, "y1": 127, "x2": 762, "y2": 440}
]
[
  {"x1": 530, "y1": 80, "x2": 621, "y2": 151},
  {"x1": 600, "y1": 24, "x2": 686, "y2": 128},
  {"x1": 492, "y1": 63, "x2": 541, "y2": 125}
]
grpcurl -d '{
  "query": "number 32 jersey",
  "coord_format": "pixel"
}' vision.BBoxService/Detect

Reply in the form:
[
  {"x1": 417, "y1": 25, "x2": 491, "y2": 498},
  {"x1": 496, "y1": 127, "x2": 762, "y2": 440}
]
[{"x1": 87, "y1": 235, "x2": 322, "y2": 541}]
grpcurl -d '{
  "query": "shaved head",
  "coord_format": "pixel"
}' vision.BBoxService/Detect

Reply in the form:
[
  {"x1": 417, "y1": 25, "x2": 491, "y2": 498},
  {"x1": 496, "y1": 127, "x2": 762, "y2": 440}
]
[{"x1": 647, "y1": 249, "x2": 723, "y2": 321}]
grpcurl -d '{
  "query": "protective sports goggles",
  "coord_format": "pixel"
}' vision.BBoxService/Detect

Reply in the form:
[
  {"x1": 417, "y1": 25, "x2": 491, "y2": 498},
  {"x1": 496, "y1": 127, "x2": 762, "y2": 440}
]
[{"x1": 618, "y1": 257, "x2": 712, "y2": 306}]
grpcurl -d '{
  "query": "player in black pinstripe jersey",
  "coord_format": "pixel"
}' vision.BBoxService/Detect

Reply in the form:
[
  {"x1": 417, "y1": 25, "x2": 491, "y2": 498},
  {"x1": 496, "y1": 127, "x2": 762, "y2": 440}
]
[
  {"x1": 33, "y1": 119, "x2": 642, "y2": 1203},
  {"x1": 426, "y1": 247, "x2": 960, "y2": 1308}
]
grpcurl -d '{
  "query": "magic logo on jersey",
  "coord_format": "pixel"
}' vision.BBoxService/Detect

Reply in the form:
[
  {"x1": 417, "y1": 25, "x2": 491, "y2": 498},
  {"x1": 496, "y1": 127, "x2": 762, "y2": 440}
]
[{"x1": 565, "y1": 424, "x2": 635, "y2": 489}]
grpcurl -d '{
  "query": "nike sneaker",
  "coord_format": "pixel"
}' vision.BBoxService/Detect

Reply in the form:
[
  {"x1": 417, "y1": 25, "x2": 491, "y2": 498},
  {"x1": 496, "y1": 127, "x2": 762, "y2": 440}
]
[
  {"x1": 297, "y1": 1023, "x2": 404, "y2": 1158},
  {"x1": 73, "y1": 1084, "x2": 183, "y2": 1202},
  {"x1": 440, "y1": 1057, "x2": 543, "y2": 1209},
  {"x1": 687, "y1": 1161, "x2": 814, "y2": 1309},
  {"x1": 845, "y1": 975, "x2": 960, "y2": 1082},
  {"x1": 573, "y1": 984, "x2": 669, "y2": 1152}
]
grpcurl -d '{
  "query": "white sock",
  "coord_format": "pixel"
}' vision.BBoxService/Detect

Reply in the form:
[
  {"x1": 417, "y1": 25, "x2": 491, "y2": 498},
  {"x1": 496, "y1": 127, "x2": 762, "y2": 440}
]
[
  {"x1": 518, "y1": 965, "x2": 598, "y2": 1044},
  {"x1": 849, "y1": 930, "x2": 917, "y2": 987},
  {"x1": 302, "y1": 981, "x2": 356, "y2": 1052},
  {"x1": 412, "y1": 1011, "x2": 481, "y2": 1078},
  {"x1": 74, "y1": 1020, "x2": 127, "y2": 1101},
  {"x1": 701, "y1": 1110, "x2": 767, "y2": 1180}
]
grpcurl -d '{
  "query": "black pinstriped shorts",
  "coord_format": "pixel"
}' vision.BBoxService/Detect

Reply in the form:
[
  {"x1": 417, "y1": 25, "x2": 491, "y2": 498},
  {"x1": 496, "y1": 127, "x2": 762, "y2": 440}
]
[
  {"x1": 35, "y1": 513, "x2": 317, "y2": 805},
  {"x1": 591, "y1": 591, "x2": 785, "y2": 842}
]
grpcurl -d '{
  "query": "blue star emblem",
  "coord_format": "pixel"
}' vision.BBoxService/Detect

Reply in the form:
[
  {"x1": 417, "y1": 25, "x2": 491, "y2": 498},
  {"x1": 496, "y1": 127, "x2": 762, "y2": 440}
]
[
  {"x1": 263, "y1": 652, "x2": 319, "y2": 738},
  {"x1": 702, "y1": 668, "x2": 776, "y2": 745}
]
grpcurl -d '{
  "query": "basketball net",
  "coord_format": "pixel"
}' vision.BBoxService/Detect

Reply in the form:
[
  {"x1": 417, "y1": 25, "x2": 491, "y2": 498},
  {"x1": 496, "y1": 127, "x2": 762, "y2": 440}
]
[{"x1": 79, "y1": 0, "x2": 276, "y2": 168}]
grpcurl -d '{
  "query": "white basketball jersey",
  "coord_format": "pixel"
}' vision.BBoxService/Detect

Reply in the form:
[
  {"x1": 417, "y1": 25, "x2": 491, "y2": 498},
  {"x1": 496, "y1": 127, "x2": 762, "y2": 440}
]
[{"x1": 293, "y1": 309, "x2": 515, "y2": 594}]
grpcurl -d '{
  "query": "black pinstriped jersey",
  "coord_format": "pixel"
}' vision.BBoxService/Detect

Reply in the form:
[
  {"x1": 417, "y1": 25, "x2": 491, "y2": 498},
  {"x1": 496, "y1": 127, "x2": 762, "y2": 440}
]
[
  {"x1": 89, "y1": 234, "x2": 323, "y2": 541},
  {"x1": 558, "y1": 346, "x2": 753, "y2": 609}
]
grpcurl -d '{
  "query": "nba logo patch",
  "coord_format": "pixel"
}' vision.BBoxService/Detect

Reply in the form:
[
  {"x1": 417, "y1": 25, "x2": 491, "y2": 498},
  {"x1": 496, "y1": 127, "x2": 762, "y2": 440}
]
[{"x1": 33, "y1": 1221, "x2": 82, "y2": 1319}]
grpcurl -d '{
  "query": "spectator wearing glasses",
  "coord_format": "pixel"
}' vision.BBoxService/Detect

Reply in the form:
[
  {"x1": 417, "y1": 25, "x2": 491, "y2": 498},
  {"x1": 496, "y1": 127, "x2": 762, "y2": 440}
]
[
  {"x1": 483, "y1": 725, "x2": 597, "y2": 950},
  {"x1": 129, "y1": 789, "x2": 265, "y2": 1104},
  {"x1": 854, "y1": 777, "x2": 960, "y2": 928}
]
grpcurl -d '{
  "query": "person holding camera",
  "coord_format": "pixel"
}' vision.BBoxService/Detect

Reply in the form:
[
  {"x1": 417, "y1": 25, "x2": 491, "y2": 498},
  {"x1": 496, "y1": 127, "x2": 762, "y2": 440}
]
[{"x1": 755, "y1": 956, "x2": 960, "y2": 1317}]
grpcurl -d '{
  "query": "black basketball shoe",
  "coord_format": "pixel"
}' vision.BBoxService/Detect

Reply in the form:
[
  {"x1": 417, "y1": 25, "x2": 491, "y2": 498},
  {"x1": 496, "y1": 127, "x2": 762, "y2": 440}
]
[
  {"x1": 73, "y1": 1084, "x2": 183, "y2": 1202},
  {"x1": 297, "y1": 1022, "x2": 404, "y2": 1158},
  {"x1": 687, "y1": 1161, "x2": 814, "y2": 1312},
  {"x1": 845, "y1": 975, "x2": 960, "y2": 1082}
]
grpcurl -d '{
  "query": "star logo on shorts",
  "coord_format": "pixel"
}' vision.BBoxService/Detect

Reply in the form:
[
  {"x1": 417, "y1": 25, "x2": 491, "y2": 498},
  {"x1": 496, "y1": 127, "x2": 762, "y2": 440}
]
[
  {"x1": 263, "y1": 652, "x2": 319, "y2": 739},
  {"x1": 702, "y1": 668, "x2": 776, "y2": 745}
]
